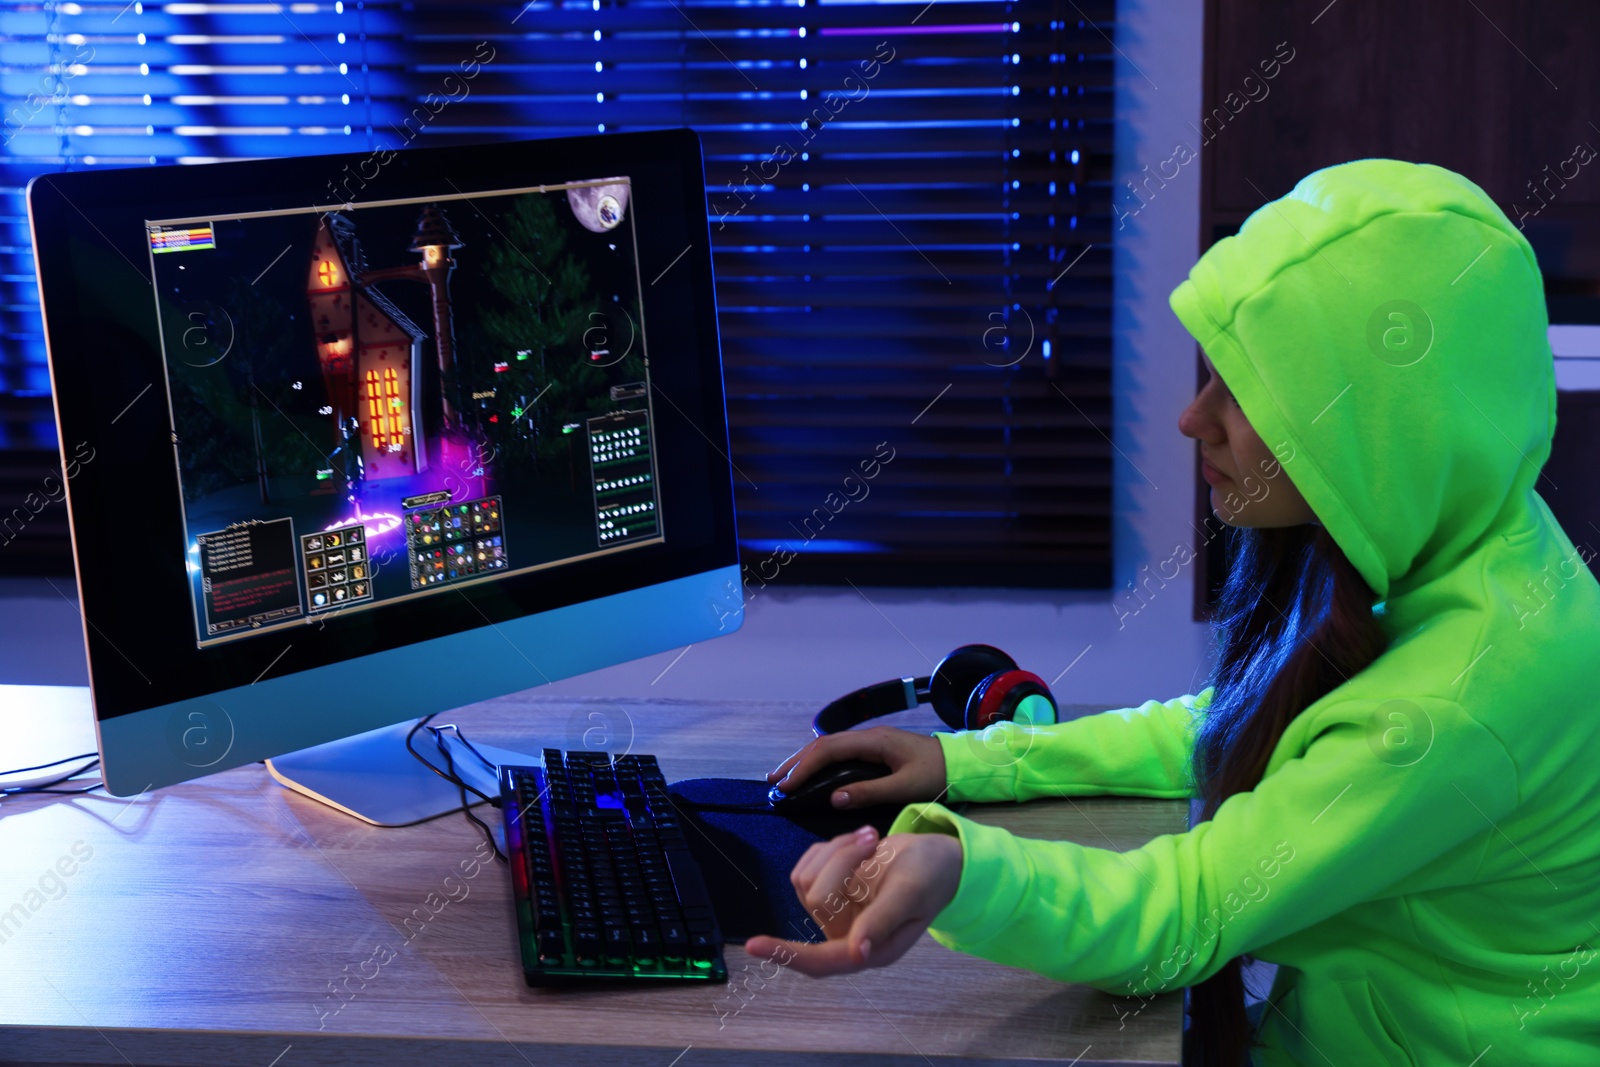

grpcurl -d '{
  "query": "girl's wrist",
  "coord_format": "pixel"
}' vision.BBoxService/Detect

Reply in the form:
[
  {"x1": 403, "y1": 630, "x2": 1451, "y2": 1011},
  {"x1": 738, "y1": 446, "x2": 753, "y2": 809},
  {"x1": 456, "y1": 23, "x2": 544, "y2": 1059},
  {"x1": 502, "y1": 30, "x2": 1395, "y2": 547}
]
[{"x1": 929, "y1": 831, "x2": 965, "y2": 911}]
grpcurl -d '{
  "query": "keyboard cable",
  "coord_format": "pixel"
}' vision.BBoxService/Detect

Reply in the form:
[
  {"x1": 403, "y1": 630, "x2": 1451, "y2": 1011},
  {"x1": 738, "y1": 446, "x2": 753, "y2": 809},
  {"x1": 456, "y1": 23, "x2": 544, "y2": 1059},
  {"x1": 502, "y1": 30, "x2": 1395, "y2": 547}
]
[{"x1": 404, "y1": 714, "x2": 508, "y2": 864}]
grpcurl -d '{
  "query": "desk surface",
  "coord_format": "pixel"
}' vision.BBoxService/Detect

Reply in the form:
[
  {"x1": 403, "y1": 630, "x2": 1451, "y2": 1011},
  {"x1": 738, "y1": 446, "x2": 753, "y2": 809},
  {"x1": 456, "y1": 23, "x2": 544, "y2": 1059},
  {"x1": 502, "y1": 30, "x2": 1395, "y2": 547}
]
[{"x1": 0, "y1": 693, "x2": 1185, "y2": 1067}]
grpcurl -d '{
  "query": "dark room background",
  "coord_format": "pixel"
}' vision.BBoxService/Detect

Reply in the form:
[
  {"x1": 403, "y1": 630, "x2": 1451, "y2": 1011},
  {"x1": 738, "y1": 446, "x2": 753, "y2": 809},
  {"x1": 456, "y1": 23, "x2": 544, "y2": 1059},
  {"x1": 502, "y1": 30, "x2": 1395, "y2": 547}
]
[{"x1": 0, "y1": 0, "x2": 1116, "y2": 588}]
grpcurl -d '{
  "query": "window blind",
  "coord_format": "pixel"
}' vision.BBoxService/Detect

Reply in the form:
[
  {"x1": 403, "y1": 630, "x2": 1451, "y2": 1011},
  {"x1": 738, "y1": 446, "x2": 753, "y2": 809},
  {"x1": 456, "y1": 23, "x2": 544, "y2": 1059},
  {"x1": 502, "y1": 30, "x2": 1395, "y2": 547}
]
[{"x1": 0, "y1": 0, "x2": 1115, "y2": 585}]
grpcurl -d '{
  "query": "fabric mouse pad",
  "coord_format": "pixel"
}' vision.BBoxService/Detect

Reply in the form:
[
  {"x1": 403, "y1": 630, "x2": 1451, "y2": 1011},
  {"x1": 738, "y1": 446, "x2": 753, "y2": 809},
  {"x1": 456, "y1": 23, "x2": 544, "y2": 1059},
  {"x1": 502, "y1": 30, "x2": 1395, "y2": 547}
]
[{"x1": 666, "y1": 777, "x2": 906, "y2": 944}]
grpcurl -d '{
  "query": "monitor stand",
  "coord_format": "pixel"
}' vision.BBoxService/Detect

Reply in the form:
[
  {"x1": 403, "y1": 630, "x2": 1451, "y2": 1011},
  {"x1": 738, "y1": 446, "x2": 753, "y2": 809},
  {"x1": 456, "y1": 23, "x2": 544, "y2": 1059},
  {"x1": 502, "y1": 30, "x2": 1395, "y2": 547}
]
[{"x1": 266, "y1": 718, "x2": 539, "y2": 827}]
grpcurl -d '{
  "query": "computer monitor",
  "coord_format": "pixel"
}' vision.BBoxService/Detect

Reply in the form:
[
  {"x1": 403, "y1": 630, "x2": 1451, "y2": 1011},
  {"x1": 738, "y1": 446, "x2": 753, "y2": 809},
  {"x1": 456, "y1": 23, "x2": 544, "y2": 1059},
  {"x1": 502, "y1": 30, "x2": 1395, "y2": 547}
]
[{"x1": 27, "y1": 128, "x2": 742, "y2": 821}]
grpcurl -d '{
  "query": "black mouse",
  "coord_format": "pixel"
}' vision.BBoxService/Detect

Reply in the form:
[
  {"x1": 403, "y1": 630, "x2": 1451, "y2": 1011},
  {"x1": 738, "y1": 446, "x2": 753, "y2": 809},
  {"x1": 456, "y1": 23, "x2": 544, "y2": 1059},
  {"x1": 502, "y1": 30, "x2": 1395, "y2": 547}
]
[{"x1": 768, "y1": 759, "x2": 893, "y2": 815}]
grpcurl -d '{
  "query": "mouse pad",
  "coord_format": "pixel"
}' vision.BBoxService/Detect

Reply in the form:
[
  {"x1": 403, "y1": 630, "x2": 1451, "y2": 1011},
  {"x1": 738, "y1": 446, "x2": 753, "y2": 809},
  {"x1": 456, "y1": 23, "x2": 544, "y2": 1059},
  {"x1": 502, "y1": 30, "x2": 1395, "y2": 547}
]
[{"x1": 666, "y1": 777, "x2": 906, "y2": 944}]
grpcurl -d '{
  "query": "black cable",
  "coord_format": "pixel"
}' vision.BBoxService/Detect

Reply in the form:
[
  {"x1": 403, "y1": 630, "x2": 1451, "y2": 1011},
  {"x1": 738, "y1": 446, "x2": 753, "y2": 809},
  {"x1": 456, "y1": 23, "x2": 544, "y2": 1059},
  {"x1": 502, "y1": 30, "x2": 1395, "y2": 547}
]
[
  {"x1": 1, "y1": 758, "x2": 104, "y2": 797},
  {"x1": 429, "y1": 723, "x2": 505, "y2": 865},
  {"x1": 404, "y1": 713, "x2": 443, "y2": 771},
  {"x1": 0, "y1": 751, "x2": 97, "y2": 776},
  {"x1": 5, "y1": 782, "x2": 105, "y2": 796},
  {"x1": 431, "y1": 723, "x2": 499, "y2": 776},
  {"x1": 404, "y1": 715, "x2": 499, "y2": 806},
  {"x1": 403, "y1": 715, "x2": 506, "y2": 864}
]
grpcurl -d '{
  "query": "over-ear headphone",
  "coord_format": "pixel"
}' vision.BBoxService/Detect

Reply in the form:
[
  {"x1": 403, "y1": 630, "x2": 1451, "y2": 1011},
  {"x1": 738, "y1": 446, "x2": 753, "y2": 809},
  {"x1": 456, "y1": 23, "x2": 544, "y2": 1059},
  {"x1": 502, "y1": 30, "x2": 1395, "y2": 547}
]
[{"x1": 812, "y1": 644, "x2": 1059, "y2": 736}]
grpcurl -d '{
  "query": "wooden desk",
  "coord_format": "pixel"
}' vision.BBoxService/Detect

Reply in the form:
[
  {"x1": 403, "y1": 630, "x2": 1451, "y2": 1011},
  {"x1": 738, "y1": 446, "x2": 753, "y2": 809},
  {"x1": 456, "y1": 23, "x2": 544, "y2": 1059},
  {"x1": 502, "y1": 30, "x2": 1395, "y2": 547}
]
[{"x1": 0, "y1": 693, "x2": 1186, "y2": 1066}]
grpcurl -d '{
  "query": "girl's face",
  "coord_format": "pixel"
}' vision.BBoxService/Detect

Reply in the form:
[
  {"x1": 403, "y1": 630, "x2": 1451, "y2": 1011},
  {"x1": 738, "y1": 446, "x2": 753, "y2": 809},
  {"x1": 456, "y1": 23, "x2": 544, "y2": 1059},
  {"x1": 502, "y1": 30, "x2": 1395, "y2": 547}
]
[{"x1": 1178, "y1": 351, "x2": 1319, "y2": 527}]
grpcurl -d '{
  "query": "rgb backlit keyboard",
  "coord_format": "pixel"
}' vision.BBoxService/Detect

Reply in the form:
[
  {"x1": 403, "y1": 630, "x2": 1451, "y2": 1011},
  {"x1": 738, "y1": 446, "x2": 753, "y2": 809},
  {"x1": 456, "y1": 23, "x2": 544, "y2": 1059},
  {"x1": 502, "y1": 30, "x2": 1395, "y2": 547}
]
[{"x1": 500, "y1": 750, "x2": 728, "y2": 984}]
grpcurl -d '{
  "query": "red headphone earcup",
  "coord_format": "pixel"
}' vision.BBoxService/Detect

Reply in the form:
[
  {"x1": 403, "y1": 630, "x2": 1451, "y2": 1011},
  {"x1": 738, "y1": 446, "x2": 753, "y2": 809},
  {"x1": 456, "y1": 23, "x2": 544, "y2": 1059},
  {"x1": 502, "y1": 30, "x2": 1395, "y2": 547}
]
[
  {"x1": 929, "y1": 644, "x2": 1018, "y2": 729},
  {"x1": 964, "y1": 669, "x2": 1057, "y2": 730}
]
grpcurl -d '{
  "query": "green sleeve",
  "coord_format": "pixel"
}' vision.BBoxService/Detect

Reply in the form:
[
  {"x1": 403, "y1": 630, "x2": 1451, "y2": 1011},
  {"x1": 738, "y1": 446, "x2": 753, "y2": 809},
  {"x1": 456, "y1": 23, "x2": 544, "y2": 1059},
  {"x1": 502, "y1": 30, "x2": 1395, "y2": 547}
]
[
  {"x1": 889, "y1": 697, "x2": 1518, "y2": 993},
  {"x1": 936, "y1": 687, "x2": 1214, "y2": 804}
]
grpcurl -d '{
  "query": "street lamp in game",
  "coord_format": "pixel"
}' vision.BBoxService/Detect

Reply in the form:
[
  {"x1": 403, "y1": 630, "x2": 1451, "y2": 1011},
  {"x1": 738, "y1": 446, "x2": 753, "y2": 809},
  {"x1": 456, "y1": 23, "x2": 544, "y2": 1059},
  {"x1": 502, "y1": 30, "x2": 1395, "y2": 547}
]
[{"x1": 357, "y1": 204, "x2": 467, "y2": 468}]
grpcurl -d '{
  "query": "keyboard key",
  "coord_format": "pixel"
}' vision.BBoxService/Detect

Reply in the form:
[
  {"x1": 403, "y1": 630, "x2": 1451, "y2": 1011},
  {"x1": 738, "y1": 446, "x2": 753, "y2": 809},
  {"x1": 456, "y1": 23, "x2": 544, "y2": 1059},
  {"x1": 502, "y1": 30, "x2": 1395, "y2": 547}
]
[
  {"x1": 538, "y1": 929, "x2": 565, "y2": 959},
  {"x1": 574, "y1": 928, "x2": 601, "y2": 961},
  {"x1": 664, "y1": 848, "x2": 713, "y2": 912}
]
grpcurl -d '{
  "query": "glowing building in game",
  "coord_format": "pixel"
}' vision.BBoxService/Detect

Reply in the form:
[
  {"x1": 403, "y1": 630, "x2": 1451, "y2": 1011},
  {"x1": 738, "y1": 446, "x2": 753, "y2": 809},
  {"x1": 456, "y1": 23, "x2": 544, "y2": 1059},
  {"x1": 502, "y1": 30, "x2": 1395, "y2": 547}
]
[{"x1": 306, "y1": 213, "x2": 428, "y2": 479}]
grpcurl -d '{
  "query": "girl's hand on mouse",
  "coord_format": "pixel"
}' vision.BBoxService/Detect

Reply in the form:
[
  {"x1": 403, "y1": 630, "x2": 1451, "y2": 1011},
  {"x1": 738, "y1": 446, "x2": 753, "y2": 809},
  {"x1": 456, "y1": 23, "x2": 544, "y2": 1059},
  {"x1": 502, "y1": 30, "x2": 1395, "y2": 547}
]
[
  {"x1": 745, "y1": 825, "x2": 962, "y2": 977},
  {"x1": 766, "y1": 726, "x2": 946, "y2": 809}
]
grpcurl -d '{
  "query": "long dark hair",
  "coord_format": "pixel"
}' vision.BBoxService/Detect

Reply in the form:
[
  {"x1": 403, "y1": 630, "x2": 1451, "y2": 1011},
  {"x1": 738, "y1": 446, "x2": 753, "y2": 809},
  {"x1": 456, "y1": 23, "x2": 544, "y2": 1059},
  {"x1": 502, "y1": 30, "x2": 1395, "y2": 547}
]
[{"x1": 1187, "y1": 522, "x2": 1389, "y2": 1066}]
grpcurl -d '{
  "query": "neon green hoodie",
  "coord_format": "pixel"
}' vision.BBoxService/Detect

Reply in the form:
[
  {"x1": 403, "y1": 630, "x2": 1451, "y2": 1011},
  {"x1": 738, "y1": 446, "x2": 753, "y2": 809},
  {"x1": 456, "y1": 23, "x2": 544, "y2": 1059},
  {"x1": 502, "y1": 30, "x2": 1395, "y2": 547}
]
[{"x1": 889, "y1": 159, "x2": 1600, "y2": 1066}]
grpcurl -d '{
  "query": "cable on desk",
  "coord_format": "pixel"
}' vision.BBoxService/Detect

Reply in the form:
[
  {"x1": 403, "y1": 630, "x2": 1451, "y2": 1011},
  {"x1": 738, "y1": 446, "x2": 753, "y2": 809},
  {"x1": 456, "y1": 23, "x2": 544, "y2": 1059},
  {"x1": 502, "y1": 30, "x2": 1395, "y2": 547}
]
[
  {"x1": 404, "y1": 715, "x2": 507, "y2": 864},
  {"x1": 430, "y1": 723, "x2": 499, "y2": 776},
  {"x1": 1, "y1": 757, "x2": 104, "y2": 797},
  {"x1": 1, "y1": 751, "x2": 98, "y2": 776},
  {"x1": 429, "y1": 723, "x2": 507, "y2": 866}
]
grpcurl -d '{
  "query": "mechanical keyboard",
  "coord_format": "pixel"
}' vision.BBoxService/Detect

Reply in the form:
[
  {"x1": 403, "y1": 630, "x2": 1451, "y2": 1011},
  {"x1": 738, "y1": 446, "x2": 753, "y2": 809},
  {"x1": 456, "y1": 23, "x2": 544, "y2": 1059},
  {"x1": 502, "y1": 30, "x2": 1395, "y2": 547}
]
[{"x1": 500, "y1": 749, "x2": 728, "y2": 984}]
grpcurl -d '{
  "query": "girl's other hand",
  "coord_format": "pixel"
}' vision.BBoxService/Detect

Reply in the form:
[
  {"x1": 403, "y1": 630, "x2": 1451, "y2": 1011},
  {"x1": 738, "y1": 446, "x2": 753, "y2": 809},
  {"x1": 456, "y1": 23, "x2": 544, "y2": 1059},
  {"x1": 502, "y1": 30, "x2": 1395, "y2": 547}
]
[{"x1": 744, "y1": 826, "x2": 962, "y2": 977}]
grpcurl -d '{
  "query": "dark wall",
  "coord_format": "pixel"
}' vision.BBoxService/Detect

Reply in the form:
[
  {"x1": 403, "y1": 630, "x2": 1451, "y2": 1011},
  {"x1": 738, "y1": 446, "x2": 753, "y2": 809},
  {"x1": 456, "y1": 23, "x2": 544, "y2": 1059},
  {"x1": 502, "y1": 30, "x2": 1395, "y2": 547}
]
[{"x1": 1193, "y1": 0, "x2": 1600, "y2": 618}]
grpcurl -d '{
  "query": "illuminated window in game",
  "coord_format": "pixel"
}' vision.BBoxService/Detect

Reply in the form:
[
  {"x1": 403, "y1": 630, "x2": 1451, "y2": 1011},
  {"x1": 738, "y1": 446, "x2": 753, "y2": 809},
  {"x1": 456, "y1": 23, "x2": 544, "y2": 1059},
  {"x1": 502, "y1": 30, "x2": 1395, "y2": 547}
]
[
  {"x1": 384, "y1": 367, "x2": 401, "y2": 451},
  {"x1": 365, "y1": 368, "x2": 387, "y2": 450}
]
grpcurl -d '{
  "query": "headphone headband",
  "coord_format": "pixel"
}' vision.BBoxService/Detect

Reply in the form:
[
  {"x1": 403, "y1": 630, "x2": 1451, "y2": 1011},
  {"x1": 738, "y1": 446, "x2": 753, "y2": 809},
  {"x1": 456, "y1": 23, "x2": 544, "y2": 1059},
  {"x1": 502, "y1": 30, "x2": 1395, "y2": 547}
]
[{"x1": 812, "y1": 676, "x2": 931, "y2": 736}]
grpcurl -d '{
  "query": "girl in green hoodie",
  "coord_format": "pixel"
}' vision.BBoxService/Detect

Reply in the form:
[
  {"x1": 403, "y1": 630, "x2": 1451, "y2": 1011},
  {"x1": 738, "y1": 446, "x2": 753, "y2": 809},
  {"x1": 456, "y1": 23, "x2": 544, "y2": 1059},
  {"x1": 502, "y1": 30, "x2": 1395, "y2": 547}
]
[{"x1": 748, "y1": 159, "x2": 1600, "y2": 1067}]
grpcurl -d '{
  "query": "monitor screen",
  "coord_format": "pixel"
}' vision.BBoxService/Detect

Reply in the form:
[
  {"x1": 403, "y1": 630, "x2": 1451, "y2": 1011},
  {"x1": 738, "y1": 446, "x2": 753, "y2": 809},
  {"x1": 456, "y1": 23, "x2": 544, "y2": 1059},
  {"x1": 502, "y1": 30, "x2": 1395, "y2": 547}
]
[
  {"x1": 28, "y1": 129, "x2": 741, "y2": 793},
  {"x1": 149, "y1": 181, "x2": 661, "y2": 646}
]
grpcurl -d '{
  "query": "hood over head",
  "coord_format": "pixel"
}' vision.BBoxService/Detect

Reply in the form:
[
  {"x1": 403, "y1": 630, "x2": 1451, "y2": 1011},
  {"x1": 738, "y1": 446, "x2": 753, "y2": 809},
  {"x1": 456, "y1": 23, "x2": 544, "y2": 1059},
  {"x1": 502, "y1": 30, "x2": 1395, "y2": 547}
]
[{"x1": 1169, "y1": 158, "x2": 1556, "y2": 601}]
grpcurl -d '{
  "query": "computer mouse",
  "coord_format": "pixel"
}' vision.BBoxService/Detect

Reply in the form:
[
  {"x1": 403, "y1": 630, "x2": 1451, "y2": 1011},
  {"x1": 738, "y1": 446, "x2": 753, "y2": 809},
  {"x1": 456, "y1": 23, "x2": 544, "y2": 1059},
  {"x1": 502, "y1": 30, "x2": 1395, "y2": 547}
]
[{"x1": 768, "y1": 759, "x2": 892, "y2": 815}]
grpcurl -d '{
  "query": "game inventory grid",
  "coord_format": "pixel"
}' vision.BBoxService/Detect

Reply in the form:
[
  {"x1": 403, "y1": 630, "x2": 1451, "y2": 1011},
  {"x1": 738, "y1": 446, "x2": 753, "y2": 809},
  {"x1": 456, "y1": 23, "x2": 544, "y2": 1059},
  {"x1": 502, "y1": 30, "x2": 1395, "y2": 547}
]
[
  {"x1": 406, "y1": 495, "x2": 508, "y2": 588},
  {"x1": 302, "y1": 524, "x2": 372, "y2": 612},
  {"x1": 589, "y1": 409, "x2": 659, "y2": 546}
]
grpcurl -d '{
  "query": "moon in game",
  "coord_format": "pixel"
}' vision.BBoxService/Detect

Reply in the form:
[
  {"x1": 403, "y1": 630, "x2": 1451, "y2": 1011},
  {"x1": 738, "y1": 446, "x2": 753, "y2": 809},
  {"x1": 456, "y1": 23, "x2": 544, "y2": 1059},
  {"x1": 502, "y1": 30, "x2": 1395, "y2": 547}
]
[{"x1": 567, "y1": 182, "x2": 630, "y2": 233}]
